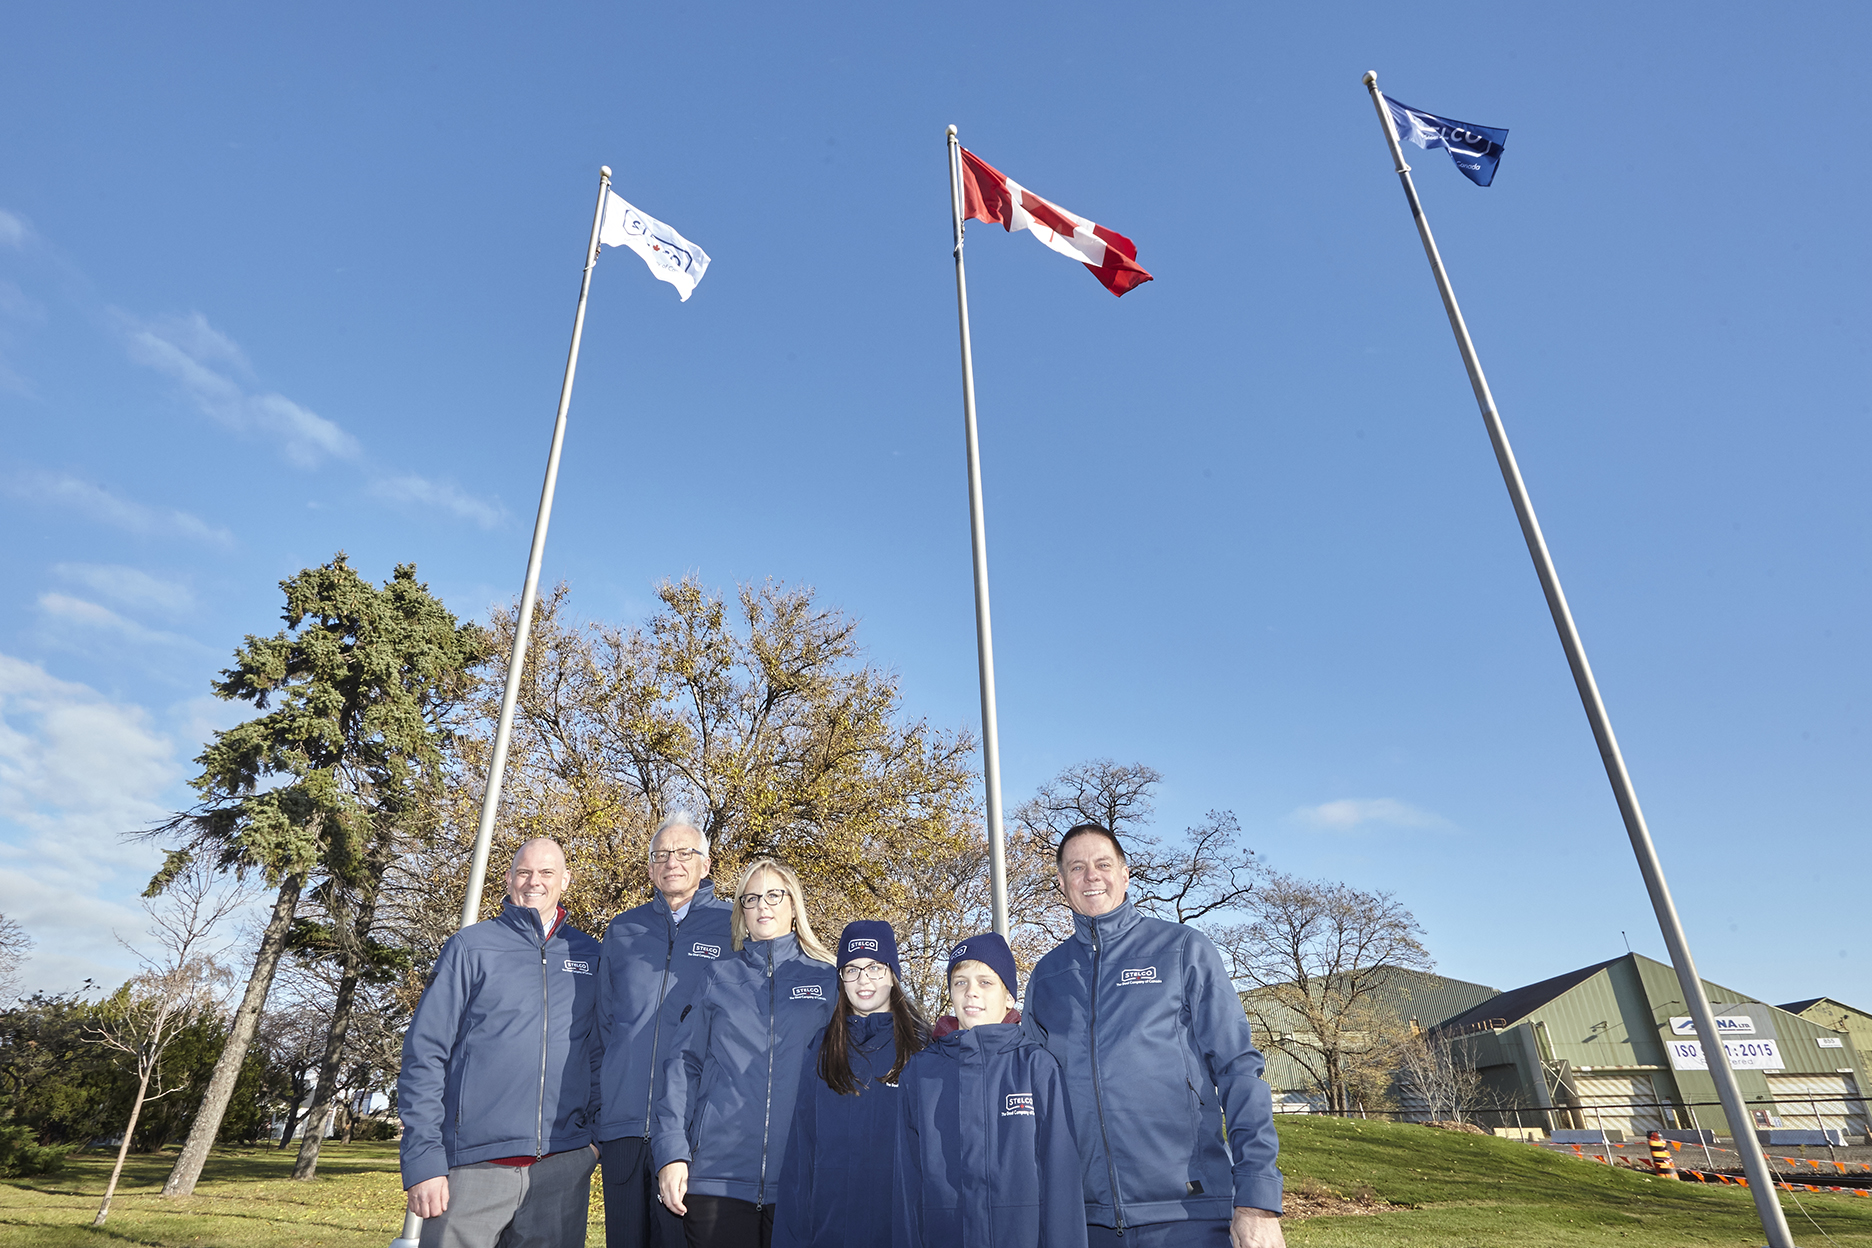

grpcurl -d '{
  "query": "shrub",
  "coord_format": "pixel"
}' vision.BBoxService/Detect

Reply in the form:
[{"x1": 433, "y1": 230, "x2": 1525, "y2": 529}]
[{"x1": 0, "y1": 1125, "x2": 70, "y2": 1177}]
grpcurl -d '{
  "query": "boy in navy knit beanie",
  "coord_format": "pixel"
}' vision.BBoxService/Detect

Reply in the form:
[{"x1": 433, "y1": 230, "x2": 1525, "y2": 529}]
[
  {"x1": 943, "y1": 932, "x2": 1020, "y2": 1034},
  {"x1": 892, "y1": 931, "x2": 1083, "y2": 1246}
]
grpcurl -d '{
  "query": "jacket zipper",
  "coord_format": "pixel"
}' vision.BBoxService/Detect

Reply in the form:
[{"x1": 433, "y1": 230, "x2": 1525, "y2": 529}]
[
  {"x1": 757, "y1": 940, "x2": 776, "y2": 1207},
  {"x1": 977, "y1": 1031, "x2": 993, "y2": 1243},
  {"x1": 1088, "y1": 916, "x2": 1125, "y2": 1232},
  {"x1": 537, "y1": 916, "x2": 551, "y2": 1158},
  {"x1": 642, "y1": 905, "x2": 676, "y2": 1137}
]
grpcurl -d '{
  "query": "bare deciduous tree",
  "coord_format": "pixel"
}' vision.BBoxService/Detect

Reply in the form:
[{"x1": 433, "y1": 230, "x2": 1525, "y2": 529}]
[
  {"x1": 1011, "y1": 760, "x2": 1260, "y2": 929},
  {"x1": 0, "y1": 915, "x2": 31, "y2": 1005},
  {"x1": 1393, "y1": 1030, "x2": 1484, "y2": 1125},
  {"x1": 1220, "y1": 871, "x2": 1432, "y2": 1114},
  {"x1": 89, "y1": 862, "x2": 249, "y2": 1226}
]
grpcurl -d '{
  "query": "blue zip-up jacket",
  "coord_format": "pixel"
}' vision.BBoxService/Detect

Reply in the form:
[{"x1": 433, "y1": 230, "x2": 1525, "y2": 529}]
[
  {"x1": 397, "y1": 902, "x2": 603, "y2": 1188},
  {"x1": 651, "y1": 933, "x2": 838, "y2": 1204},
  {"x1": 1024, "y1": 899, "x2": 1282, "y2": 1226},
  {"x1": 597, "y1": 879, "x2": 735, "y2": 1142},
  {"x1": 891, "y1": 1022, "x2": 1085, "y2": 1248},
  {"x1": 773, "y1": 1011, "x2": 904, "y2": 1248}
]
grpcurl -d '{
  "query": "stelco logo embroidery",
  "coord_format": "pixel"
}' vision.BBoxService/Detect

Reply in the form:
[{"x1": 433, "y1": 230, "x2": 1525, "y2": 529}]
[
  {"x1": 1003, "y1": 1093, "x2": 1035, "y2": 1117},
  {"x1": 563, "y1": 960, "x2": 592, "y2": 975},
  {"x1": 848, "y1": 938, "x2": 880, "y2": 953},
  {"x1": 950, "y1": 943, "x2": 968, "y2": 959},
  {"x1": 1119, "y1": 967, "x2": 1161, "y2": 986},
  {"x1": 792, "y1": 985, "x2": 825, "y2": 1001},
  {"x1": 690, "y1": 943, "x2": 721, "y2": 959}
]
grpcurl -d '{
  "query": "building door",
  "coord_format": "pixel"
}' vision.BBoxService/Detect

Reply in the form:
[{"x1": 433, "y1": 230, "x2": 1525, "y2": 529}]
[
  {"x1": 1572, "y1": 1073, "x2": 1669, "y2": 1135},
  {"x1": 1764, "y1": 1073, "x2": 1868, "y2": 1135}
]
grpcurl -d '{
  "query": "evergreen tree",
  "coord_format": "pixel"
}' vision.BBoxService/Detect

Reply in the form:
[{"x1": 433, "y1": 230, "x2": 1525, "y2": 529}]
[{"x1": 149, "y1": 555, "x2": 488, "y2": 1197}]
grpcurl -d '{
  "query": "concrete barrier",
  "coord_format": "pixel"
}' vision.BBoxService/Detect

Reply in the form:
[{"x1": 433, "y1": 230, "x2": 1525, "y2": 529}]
[
  {"x1": 1658, "y1": 1130, "x2": 1716, "y2": 1144},
  {"x1": 1553, "y1": 1129, "x2": 1625, "y2": 1144},
  {"x1": 1758, "y1": 1128, "x2": 1846, "y2": 1147}
]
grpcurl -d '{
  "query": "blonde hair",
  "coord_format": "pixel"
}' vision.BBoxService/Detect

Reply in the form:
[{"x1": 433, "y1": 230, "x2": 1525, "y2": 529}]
[{"x1": 729, "y1": 857, "x2": 834, "y2": 963}]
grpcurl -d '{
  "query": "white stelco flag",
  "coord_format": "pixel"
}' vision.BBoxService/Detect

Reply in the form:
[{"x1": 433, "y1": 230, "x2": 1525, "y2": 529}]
[{"x1": 599, "y1": 191, "x2": 710, "y2": 301}]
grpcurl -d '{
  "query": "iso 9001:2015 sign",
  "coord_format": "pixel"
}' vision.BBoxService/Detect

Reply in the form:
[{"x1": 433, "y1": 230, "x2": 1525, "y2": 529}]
[{"x1": 1665, "y1": 1037, "x2": 1784, "y2": 1071}]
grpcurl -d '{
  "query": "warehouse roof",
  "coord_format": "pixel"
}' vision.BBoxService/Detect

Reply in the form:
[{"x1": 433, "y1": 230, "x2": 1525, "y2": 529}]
[{"x1": 1432, "y1": 957, "x2": 1622, "y2": 1035}]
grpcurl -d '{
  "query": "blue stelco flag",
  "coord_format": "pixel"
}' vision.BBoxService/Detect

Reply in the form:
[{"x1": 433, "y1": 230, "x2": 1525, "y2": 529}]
[{"x1": 1385, "y1": 97, "x2": 1508, "y2": 187}]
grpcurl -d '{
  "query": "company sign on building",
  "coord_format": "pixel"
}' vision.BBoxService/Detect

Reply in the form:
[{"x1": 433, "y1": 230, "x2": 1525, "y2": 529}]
[
  {"x1": 1668, "y1": 1014, "x2": 1757, "y2": 1037},
  {"x1": 1665, "y1": 1037, "x2": 1785, "y2": 1071}
]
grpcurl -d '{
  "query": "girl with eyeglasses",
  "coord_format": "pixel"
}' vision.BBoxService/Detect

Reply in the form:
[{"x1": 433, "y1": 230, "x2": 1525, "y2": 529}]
[
  {"x1": 652, "y1": 858, "x2": 837, "y2": 1248},
  {"x1": 772, "y1": 921, "x2": 928, "y2": 1248}
]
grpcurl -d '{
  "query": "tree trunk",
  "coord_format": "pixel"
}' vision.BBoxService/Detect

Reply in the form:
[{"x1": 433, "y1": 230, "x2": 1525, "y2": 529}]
[
  {"x1": 95, "y1": 1063, "x2": 154, "y2": 1225},
  {"x1": 276, "y1": 1088, "x2": 307, "y2": 1149},
  {"x1": 292, "y1": 879, "x2": 381, "y2": 1181},
  {"x1": 162, "y1": 870, "x2": 305, "y2": 1197}
]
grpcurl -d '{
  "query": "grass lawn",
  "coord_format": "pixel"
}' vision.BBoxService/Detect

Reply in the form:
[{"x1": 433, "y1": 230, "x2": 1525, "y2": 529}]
[
  {"x1": 3, "y1": 1121, "x2": 1869, "y2": 1246},
  {"x1": 1278, "y1": 1115, "x2": 1872, "y2": 1246},
  {"x1": 0, "y1": 1142, "x2": 602, "y2": 1247}
]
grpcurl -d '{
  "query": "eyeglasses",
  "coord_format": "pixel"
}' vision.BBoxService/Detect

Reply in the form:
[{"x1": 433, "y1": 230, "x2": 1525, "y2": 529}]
[
  {"x1": 739, "y1": 888, "x2": 792, "y2": 910},
  {"x1": 839, "y1": 963, "x2": 891, "y2": 983},
  {"x1": 649, "y1": 848, "x2": 705, "y2": 864}
]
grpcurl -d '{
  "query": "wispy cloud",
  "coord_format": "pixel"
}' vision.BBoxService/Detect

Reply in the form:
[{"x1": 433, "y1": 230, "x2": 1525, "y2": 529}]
[
  {"x1": 0, "y1": 209, "x2": 29, "y2": 249},
  {"x1": 123, "y1": 312, "x2": 360, "y2": 468},
  {"x1": 36, "y1": 593, "x2": 202, "y2": 650},
  {"x1": 1291, "y1": 797, "x2": 1454, "y2": 832},
  {"x1": 370, "y1": 474, "x2": 507, "y2": 530},
  {"x1": 0, "y1": 653, "x2": 177, "y2": 993},
  {"x1": 8, "y1": 471, "x2": 235, "y2": 547},
  {"x1": 52, "y1": 563, "x2": 195, "y2": 615}
]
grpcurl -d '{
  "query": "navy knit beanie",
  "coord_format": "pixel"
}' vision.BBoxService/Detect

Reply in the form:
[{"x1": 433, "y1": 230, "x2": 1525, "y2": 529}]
[
  {"x1": 946, "y1": 932, "x2": 1019, "y2": 999},
  {"x1": 838, "y1": 920, "x2": 902, "y2": 981}
]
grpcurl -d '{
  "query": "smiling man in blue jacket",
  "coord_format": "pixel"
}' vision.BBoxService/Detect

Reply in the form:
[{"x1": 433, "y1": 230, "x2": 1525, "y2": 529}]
[
  {"x1": 398, "y1": 837, "x2": 603, "y2": 1248},
  {"x1": 596, "y1": 812, "x2": 734, "y2": 1248},
  {"x1": 1025, "y1": 824, "x2": 1285, "y2": 1248}
]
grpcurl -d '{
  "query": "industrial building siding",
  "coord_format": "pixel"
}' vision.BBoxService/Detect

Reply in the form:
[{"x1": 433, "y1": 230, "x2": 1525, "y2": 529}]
[
  {"x1": 1571, "y1": 1074, "x2": 1669, "y2": 1135},
  {"x1": 1764, "y1": 1073, "x2": 1868, "y2": 1135},
  {"x1": 1436, "y1": 953, "x2": 1872, "y2": 1140}
]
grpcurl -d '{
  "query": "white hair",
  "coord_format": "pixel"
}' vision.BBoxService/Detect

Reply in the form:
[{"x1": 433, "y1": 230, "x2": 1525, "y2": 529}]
[{"x1": 650, "y1": 811, "x2": 710, "y2": 858}]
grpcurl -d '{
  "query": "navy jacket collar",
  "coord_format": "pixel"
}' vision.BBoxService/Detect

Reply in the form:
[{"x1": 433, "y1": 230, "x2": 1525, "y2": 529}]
[
  {"x1": 652, "y1": 877, "x2": 716, "y2": 920},
  {"x1": 936, "y1": 1020, "x2": 1025, "y2": 1057},
  {"x1": 1072, "y1": 897, "x2": 1142, "y2": 949},
  {"x1": 738, "y1": 930, "x2": 803, "y2": 970},
  {"x1": 849, "y1": 1010, "x2": 895, "y2": 1051},
  {"x1": 499, "y1": 899, "x2": 562, "y2": 941}
]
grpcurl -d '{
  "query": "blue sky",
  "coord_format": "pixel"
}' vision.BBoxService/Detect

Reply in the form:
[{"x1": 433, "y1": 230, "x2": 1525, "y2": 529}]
[{"x1": 2, "y1": 4, "x2": 1866, "y2": 1009}]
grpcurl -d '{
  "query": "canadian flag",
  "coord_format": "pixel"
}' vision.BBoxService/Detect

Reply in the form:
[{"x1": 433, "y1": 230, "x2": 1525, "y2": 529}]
[{"x1": 959, "y1": 148, "x2": 1152, "y2": 297}]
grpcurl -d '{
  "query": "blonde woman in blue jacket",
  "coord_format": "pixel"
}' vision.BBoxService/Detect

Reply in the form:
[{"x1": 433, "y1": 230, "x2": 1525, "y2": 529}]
[{"x1": 653, "y1": 859, "x2": 837, "y2": 1248}]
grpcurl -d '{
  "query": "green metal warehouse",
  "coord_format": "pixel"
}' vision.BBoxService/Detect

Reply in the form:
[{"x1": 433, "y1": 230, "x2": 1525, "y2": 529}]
[{"x1": 1433, "y1": 953, "x2": 1870, "y2": 1140}]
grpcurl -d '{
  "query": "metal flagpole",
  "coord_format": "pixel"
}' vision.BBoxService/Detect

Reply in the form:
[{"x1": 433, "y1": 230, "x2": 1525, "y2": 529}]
[
  {"x1": 946, "y1": 125, "x2": 1011, "y2": 938},
  {"x1": 1360, "y1": 71, "x2": 1795, "y2": 1247},
  {"x1": 391, "y1": 163, "x2": 613, "y2": 1248}
]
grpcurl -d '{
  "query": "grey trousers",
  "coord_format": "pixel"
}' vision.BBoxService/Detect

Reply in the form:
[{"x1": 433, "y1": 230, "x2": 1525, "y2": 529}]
[{"x1": 419, "y1": 1146, "x2": 598, "y2": 1248}]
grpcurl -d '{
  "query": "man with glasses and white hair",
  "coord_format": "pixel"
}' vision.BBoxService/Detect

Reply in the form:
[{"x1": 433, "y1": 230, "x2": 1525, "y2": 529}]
[{"x1": 597, "y1": 812, "x2": 734, "y2": 1248}]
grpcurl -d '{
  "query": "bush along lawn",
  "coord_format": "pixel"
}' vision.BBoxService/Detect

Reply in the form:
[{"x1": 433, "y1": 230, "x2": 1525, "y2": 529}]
[
  {"x1": 1276, "y1": 1115, "x2": 1872, "y2": 1247},
  {"x1": 0, "y1": 1141, "x2": 605, "y2": 1248}
]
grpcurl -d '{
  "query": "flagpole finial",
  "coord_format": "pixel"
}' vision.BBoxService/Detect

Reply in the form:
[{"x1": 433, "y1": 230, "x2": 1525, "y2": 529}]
[
  {"x1": 1362, "y1": 71, "x2": 1377, "y2": 88},
  {"x1": 600, "y1": 166, "x2": 612, "y2": 179},
  {"x1": 947, "y1": 124, "x2": 957, "y2": 137}
]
